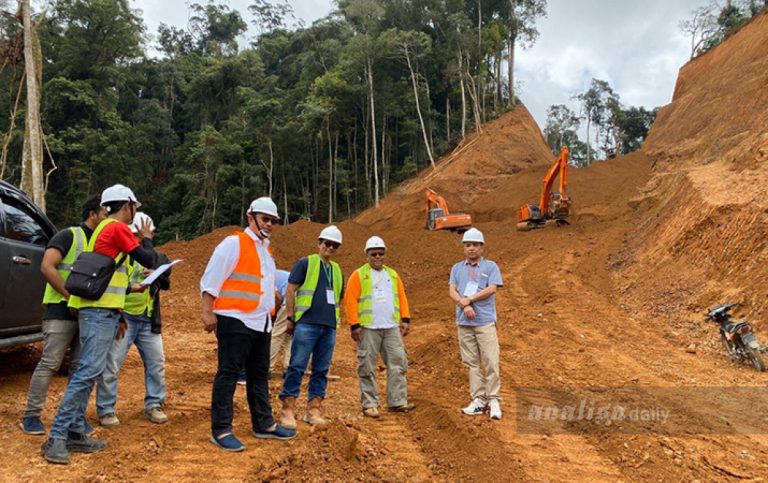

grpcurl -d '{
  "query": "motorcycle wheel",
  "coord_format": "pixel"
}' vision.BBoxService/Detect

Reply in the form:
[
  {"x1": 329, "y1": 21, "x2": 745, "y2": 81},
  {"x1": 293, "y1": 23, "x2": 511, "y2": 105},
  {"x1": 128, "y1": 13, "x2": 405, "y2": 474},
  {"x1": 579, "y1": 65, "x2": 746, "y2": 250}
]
[
  {"x1": 746, "y1": 345, "x2": 766, "y2": 372},
  {"x1": 720, "y1": 333, "x2": 740, "y2": 362}
]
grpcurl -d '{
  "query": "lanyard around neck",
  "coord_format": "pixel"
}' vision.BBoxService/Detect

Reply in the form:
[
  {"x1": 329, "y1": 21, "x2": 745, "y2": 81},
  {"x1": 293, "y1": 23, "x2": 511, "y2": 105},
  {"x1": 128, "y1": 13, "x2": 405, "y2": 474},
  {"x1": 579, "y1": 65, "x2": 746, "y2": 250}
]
[{"x1": 321, "y1": 261, "x2": 333, "y2": 287}]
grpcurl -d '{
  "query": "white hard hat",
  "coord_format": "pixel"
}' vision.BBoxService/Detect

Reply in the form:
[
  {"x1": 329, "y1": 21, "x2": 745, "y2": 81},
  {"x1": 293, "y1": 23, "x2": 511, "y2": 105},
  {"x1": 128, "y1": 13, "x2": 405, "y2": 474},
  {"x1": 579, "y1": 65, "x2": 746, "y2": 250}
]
[
  {"x1": 130, "y1": 212, "x2": 156, "y2": 234},
  {"x1": 319, "y1": 225, "x2": 343, "y2": 244},
  {"x1": 248, "y1": 197, "x2": 279, "y2": 219},
  {"x1": 101, "y1": 184, "x2": 141, "y2": 207},
  {"x1": 462, "y1": 228, "x2": 484, "y2": 244},
  {"x1": 364, "y1": 236, "x2": 386, "y2": 252}
]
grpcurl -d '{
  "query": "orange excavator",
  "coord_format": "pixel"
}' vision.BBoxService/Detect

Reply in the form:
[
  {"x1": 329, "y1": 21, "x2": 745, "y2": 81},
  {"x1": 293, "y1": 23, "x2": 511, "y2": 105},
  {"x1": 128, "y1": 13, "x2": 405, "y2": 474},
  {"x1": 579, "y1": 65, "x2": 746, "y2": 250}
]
[
  {"x1": 517, "y1": 146, "x2": 572, "y2": 231},
  {"x1": 425, "y1": 188, "x2": 472, "y2": 231}
]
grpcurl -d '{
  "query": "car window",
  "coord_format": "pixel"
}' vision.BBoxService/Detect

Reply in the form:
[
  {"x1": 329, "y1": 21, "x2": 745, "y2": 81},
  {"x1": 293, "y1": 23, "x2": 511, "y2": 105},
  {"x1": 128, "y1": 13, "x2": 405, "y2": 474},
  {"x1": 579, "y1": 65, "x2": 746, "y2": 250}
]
[{"x1": 0, "y1": 197, "x2": 48, "y2": 246}]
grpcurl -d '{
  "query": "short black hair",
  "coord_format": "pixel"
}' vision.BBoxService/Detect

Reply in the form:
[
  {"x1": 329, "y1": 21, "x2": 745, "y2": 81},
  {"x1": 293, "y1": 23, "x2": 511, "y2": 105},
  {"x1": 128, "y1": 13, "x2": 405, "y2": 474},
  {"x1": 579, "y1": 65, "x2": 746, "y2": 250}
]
[
  {"x1": 81, "y1": 195, "x2": 103, "y2": 221},
  {"x1": 102, "y1": 200, "x2": 128, "y2": 215}
]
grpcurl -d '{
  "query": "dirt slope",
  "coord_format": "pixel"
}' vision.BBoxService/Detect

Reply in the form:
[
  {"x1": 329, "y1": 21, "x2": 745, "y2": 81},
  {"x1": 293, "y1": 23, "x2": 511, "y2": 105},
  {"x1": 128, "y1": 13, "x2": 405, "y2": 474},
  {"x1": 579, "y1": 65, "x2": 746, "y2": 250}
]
[{"x1": 4, "y1": 16, "x2": 768, "y2": 480}]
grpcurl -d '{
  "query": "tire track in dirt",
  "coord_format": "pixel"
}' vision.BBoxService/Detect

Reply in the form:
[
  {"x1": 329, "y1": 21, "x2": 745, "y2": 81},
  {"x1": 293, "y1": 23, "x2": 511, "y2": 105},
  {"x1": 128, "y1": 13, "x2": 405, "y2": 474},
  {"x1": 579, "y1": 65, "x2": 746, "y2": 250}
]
[{"x1": 510, "y1": 235, "x2": 768, "y2": 481}]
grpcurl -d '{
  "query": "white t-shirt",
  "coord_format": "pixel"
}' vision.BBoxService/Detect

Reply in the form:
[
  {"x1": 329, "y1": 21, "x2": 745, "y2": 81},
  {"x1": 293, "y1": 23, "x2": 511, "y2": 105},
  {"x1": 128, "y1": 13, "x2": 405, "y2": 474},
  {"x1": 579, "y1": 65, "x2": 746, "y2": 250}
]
[{"x1": 370, "y1": 268, "x2": 397, "y2": 330}]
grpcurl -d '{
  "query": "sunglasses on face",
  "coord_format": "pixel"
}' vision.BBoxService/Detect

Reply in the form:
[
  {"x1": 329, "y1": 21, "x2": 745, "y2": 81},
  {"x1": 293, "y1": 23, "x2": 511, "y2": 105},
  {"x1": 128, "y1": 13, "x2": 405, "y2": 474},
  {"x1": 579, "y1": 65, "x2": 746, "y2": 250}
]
[
  {"x1": 321, "y1": 240, "x2": 340, "y2": 249},
  {"x1": 368, "y1": 251, "x2": 385, "y2": 258},
  {"x1": 257, "y1": 215, "x2": 278, "y2": 225}
]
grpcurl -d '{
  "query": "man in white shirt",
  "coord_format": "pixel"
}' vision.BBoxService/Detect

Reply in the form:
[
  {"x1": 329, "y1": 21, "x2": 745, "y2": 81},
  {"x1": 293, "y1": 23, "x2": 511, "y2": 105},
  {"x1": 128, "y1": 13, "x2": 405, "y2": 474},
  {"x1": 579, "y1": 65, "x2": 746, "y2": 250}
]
[
  {"x1": 200, "y1": 197, "x2": 295, "y2": 452},
  {"x1": 344, "y1": 236, "x2": 415, "y2": 418}
]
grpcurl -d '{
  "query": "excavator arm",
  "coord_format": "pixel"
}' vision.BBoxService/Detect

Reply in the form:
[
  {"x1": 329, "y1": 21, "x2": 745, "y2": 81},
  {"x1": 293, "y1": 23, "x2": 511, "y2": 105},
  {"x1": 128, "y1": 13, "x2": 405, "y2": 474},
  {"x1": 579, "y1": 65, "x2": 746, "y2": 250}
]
[{"x1": 517, "y1": 146, "x2": 572, "y2": 230}]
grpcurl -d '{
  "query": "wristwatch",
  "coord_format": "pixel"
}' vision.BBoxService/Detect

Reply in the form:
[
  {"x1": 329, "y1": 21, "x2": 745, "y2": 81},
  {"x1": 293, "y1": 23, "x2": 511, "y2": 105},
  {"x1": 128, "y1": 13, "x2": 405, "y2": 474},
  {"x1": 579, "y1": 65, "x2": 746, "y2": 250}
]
[{"x1": 287, "y1": 315, "x2": 295, "y2": 322}]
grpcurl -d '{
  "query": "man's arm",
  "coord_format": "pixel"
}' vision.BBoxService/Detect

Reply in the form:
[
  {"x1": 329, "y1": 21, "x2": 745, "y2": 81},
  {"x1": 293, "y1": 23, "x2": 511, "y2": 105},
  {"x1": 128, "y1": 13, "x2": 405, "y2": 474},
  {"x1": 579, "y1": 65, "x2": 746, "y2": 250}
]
[
  {"x1": 285, "y1": 282, "x2": 299, "y2": 335},
  {"x1": 201, "y1": 292, "x2": 217, "y2": 332},
  {"x1": 41, "y1": 248, "x2": 68, "y2": 298}
]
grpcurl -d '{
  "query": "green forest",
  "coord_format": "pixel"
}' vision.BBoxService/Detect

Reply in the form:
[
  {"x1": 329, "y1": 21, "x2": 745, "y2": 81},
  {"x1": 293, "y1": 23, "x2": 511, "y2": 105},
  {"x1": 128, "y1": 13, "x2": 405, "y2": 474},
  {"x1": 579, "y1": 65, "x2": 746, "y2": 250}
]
[{"x1": 0, "y1": 0, "x2": 762, "y2": 241}]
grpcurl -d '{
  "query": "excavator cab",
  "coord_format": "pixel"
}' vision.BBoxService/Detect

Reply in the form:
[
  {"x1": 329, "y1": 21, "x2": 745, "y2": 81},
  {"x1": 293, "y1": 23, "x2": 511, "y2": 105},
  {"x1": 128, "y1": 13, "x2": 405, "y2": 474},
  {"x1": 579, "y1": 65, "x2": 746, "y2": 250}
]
[{"x1": 517, "y1": 146, "x2": 572, "y2": 231}]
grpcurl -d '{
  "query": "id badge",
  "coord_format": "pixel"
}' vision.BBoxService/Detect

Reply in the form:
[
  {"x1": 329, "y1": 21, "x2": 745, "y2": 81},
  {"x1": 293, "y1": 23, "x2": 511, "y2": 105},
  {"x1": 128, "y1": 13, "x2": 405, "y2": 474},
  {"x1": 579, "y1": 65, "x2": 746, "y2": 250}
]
[
  {"x1": 463, "y1": 281, "x2": 479, "y2": 297},
  {"x1": 326, "y1": 289, "x2": 335, "y2": 305}
]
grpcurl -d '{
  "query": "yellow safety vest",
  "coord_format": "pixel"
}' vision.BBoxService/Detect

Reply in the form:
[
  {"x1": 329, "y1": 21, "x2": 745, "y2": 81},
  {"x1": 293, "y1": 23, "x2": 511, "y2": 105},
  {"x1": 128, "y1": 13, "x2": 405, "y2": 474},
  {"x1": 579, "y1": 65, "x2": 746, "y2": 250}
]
[
  {"x1": 123, "y1": 259, "x2": 154, "y2": 316},
  {"x1": 68, "y1": 218, "x2": 130, "y2": 310},
  {"x1": 295, "y1": 254, "x2": 342, "y2": 324},
  {"x1": 43, "y1": 227, "x2": 87, "y2": 305},
  {"x1": 355, "y1": 263, "x2": 401, "y2": 327}
]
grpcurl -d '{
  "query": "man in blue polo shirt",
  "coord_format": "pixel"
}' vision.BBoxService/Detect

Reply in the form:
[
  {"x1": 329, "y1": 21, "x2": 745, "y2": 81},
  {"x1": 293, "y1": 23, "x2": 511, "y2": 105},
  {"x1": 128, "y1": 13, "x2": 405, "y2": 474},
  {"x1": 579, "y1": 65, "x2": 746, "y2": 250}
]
[{"x1": 448, "y1": 228, "x2": 503, "y2": 420}]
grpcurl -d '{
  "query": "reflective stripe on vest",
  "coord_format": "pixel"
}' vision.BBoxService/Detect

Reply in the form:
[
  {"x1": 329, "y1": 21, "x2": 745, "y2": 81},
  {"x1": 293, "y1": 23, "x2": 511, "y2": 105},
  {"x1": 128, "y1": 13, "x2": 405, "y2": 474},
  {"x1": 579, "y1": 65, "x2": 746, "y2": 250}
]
[
  {"x1": 123, "y1": 259, "x2": 155, "y2": 316},
  {"x1": 67, "y1": 218, "x2": 130, "y2": 310},
  {"x1": 43, "y1": 226, "x2": 87, "y2": 305},
  {"x1": 213, "y1": 232, "x2": 263, "y2": 312},
  {"x1": 294, "y1": 254, "x2": 342, "y2": 324},
  {"x1": 355, "y1": 264, "x2": 401, "y2": 327}
]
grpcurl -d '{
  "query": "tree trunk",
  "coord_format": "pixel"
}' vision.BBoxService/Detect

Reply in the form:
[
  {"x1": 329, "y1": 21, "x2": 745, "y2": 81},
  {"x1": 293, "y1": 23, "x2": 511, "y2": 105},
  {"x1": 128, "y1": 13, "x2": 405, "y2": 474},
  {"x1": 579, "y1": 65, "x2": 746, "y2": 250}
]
[
  {"x1": 404, "y1": 44, "x2": 435, "y2": 169},
  {"x1": 367, "y1": 57, "x2": 379, "y2": 207},
  {"x1": 507, "y1": 23, "x2": 517, "y2": 108},
  {"x1": 260, "y1": 138, "x2": 274, "y2": 197},
  {"x1": 585, "y1": 117, "x2": 592, "y2": 165},
  {"x1": 327, "y1": 118, "x2": 333, "y2": 223},
  {"x1": 446, "y1": 97, "x2": 451, "y2": 144},
  {"x1": 282, "y1": 168, "x2": 289, "y2": 223},
  {"x1": 465, "y1": 55, "x2": 482, "y2": 133},
  {"x1": 20, "y1": 0, "x2": 45, "y2": 210},
  {"x1": 458, "y1": 50, "x2": 467, "y2": 138}
]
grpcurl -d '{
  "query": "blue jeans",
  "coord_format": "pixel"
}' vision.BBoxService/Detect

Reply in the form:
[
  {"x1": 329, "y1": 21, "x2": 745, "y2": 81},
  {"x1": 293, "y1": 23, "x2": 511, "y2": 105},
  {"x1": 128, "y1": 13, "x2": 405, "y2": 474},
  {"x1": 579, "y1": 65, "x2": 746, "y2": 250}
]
[
  {"x1": 280, "y1": 323, "x2": 336, "y2": 401},
  {"x1": 96, "y1": 313, "x2": 166, "y2": 416},
  {"x1": 49, "y1": 308, "x2": 120, "y2": 439},
  {"x1": 23, "y1": 318, "x2": 80, "y2": 418}
]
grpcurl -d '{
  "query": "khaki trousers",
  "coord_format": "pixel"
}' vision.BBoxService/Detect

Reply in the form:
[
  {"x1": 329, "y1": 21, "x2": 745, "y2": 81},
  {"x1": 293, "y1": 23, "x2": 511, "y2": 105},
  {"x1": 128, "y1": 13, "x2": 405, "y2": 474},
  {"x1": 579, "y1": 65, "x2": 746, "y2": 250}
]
[
  {"x1": 457, "y1": 323, "x2": 500, "y2": 401},
  {"x1": 357, "y1": 327, "x2": 408, "y2": 408},
  {"x1": 269, "y1": 306, "x2": 291, "y2": 371}
]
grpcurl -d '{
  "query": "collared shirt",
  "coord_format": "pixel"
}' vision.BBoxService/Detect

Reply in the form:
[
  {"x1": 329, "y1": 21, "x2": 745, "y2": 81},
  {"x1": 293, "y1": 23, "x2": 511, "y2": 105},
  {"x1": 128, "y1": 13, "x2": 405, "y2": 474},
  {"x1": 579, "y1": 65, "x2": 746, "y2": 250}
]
[
  {"x1": 370, "y1": 268, "x2": 396, "y2": 329},
  {"x1": 276, "y1": 269, "x2": 289, "y2": 306},
  {"x1": 449, "y1": 257, "x2": 503, "y2": 326},
  {"x1": 288, "y1": 256, "x2": 345, "y2": 328},
  {"x1": 200, "y1": 227, "x2": 276, "y2": 332}
]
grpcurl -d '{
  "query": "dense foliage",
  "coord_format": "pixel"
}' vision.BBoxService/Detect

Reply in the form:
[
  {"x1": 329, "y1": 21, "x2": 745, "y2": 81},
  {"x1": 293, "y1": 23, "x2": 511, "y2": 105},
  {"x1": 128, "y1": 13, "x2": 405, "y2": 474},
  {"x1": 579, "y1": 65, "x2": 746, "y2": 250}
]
[{"x1": 0, "y1": 0, "x2": 548, "y2": 241}]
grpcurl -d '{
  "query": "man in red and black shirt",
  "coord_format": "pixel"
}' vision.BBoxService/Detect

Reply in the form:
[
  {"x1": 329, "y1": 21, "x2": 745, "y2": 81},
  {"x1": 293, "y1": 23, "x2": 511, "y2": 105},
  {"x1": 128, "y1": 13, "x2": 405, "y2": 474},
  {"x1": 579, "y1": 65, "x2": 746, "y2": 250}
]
[{"x1": 42, "y1": 184, "x2": 160, "y2": 465}]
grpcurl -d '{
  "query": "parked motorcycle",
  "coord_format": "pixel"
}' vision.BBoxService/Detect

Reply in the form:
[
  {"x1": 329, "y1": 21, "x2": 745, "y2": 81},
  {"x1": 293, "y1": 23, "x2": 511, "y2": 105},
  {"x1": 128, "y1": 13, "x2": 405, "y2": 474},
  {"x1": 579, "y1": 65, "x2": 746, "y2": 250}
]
[{"x1": 706, "y1": 303, "x2": 765, "y2": 372}]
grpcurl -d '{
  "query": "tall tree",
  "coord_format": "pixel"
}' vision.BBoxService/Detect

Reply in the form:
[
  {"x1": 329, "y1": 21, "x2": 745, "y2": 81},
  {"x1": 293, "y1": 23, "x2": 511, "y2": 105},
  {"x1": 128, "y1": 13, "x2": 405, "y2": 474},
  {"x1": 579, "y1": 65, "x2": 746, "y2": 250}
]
[
  {"x1": 504, "y1": 0, "x2": 546, "y2": 107},
  {"x1": 19, "y1": 0, "x2": 44, "y2": 209}
]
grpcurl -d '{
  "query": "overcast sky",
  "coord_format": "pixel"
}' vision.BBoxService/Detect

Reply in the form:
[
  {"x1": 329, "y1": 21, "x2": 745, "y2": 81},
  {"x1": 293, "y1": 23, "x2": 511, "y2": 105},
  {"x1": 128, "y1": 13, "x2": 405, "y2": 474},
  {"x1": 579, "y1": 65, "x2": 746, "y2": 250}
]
[{"x1": 131, "y1": 0, "x2": 706, "y2": 131}]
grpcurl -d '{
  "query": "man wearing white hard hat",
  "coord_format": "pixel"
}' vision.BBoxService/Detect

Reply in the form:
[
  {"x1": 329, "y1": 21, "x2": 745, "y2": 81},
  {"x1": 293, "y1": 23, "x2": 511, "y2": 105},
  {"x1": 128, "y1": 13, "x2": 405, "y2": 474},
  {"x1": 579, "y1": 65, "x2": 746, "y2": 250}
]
[
  {"x1": 200, "y1": 197, "x2": 295, "y2": 452},
  {"x1": 96, "y1": 212, "x2": 171, "y2": 428},
  {"x1": 448, "y1": 228, "x2": 503, "y2": 421},
  {"x1": 43, "y1": 184, "x2": 161, "y2": 464},
  {"x1": 279, "y1": 225, "x2": 344, "y2": 428},
  {"x1": 344, "y1": 236, "x2": 415, "y2": 418}
]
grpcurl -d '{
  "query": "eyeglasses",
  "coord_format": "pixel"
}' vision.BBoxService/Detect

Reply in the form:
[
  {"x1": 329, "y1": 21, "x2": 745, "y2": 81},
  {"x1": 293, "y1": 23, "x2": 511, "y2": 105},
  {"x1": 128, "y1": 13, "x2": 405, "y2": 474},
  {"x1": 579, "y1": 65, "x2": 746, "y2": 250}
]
[
  {"x1": 258, "y1": 215, "x2": 278, "y2": 225},
  {"x1": 368, "y1": 251, "x2": 385, "y2": 258},
  {"x1": 322, "y1": 240, "x2": 340, "y2": 249}
]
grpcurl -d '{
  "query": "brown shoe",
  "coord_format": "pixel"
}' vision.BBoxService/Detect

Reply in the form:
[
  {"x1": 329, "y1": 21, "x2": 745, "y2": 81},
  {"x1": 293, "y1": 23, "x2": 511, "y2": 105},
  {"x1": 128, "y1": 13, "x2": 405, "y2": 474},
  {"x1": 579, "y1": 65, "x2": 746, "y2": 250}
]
[
  {"x1": 388, "y1": 402, "x2": 416, "y2": 413},
  {"x1": 303, "y1": 397, "x2": 328, "y2": 425},
  {"x1": 362, "y1": 407, "x2": 380, "y2": 418},
  {"x1": 280, "y1": 397, "x2": 297, "y2": 429}
]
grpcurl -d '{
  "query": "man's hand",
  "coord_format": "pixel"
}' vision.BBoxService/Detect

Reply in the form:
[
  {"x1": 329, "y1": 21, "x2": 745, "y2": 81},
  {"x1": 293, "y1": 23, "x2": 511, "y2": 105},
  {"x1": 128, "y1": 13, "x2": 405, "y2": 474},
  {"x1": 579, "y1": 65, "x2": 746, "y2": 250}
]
[
  {"x1": 463, "y1": 305, "x2": 477, "y2": 320},
  {"x1": 286, "y1": 319, "x2": 295, "y2": 336},
  {"x1": 137, "y1": 218, "x2": 154, "y2": 240},
  {"x1": 202, "y1": 310, "x2": 217, "y2": 333},
  {"x1": 351, "y1": 327, "x2": 362, "y2": 343},
  {"x1": 116, "y1": 320, "x2": 127, "y2": 340},
  {"x1": 142, "y1": 268, "x2": 154, "y2": 278},
  {"x1": 458, "y1": 297, "x2": 472, "y2": 308},
  {"x1": 400, "y1": 322, "x2": 410, "y2": 337},
  {"x1": 130, "y1": 283, "x2": 148, "y2": 293}
]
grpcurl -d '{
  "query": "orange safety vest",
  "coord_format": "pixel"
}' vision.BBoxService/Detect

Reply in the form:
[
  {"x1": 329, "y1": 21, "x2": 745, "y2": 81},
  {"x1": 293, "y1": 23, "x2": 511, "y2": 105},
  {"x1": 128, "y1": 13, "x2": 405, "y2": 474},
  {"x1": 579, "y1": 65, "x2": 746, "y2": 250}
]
[{"x1": 213, "y1": 232, "x2": 265, "y2": 312}]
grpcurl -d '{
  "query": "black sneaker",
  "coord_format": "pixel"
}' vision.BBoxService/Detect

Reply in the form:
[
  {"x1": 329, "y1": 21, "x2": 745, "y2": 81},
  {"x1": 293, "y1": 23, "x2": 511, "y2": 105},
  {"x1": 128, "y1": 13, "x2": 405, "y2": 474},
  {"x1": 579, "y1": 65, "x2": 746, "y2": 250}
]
[
  {"x1": 41, "y1": 438, "x2": 70, "y2": 464},
  {"x1": 66, "y1": 431, "x2": 107, "y2": 453}
]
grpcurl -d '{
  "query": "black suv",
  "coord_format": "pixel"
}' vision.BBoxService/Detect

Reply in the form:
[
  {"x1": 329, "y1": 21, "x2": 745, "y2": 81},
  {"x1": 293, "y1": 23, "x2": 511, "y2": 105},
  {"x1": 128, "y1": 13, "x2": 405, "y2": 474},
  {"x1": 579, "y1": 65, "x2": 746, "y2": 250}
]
[{"x1": 0, "y1": 180, "x2": 57, "y2": 349}]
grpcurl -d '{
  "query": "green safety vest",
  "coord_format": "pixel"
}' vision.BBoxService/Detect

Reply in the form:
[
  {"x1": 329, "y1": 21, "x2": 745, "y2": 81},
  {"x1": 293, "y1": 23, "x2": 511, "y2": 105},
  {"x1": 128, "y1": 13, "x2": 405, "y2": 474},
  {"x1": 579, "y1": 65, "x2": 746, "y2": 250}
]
[
  {"x1": 68, "y1": 218, "x2": 130, "y2": 310},
  {"x1": 355, "y1": 264, "x2": 401, "y2": 327},
  {"x1": 42, "y1": 226, "x2": 87, "y2": 305},
  {"x1": 123, "y1": 259, "x2": 154, "y2": 316},
  {"x1": 295, "y1": 254, "x2": 342, "y2": 324}
]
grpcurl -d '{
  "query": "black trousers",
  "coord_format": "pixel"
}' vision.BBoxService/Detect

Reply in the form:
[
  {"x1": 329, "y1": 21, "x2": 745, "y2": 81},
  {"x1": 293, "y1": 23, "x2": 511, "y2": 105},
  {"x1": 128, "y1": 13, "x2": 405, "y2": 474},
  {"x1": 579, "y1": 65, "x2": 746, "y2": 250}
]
[{"x1": 211, "y1": 315, "x2": 274, "y2": 435}]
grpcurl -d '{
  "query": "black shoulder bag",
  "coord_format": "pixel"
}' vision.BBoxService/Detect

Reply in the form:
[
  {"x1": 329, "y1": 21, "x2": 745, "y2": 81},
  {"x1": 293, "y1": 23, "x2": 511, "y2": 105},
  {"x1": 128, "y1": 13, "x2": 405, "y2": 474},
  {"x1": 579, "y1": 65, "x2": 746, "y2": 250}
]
[{"x1": 65, "y1": 251, "x2": 128, "y2": 300}]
